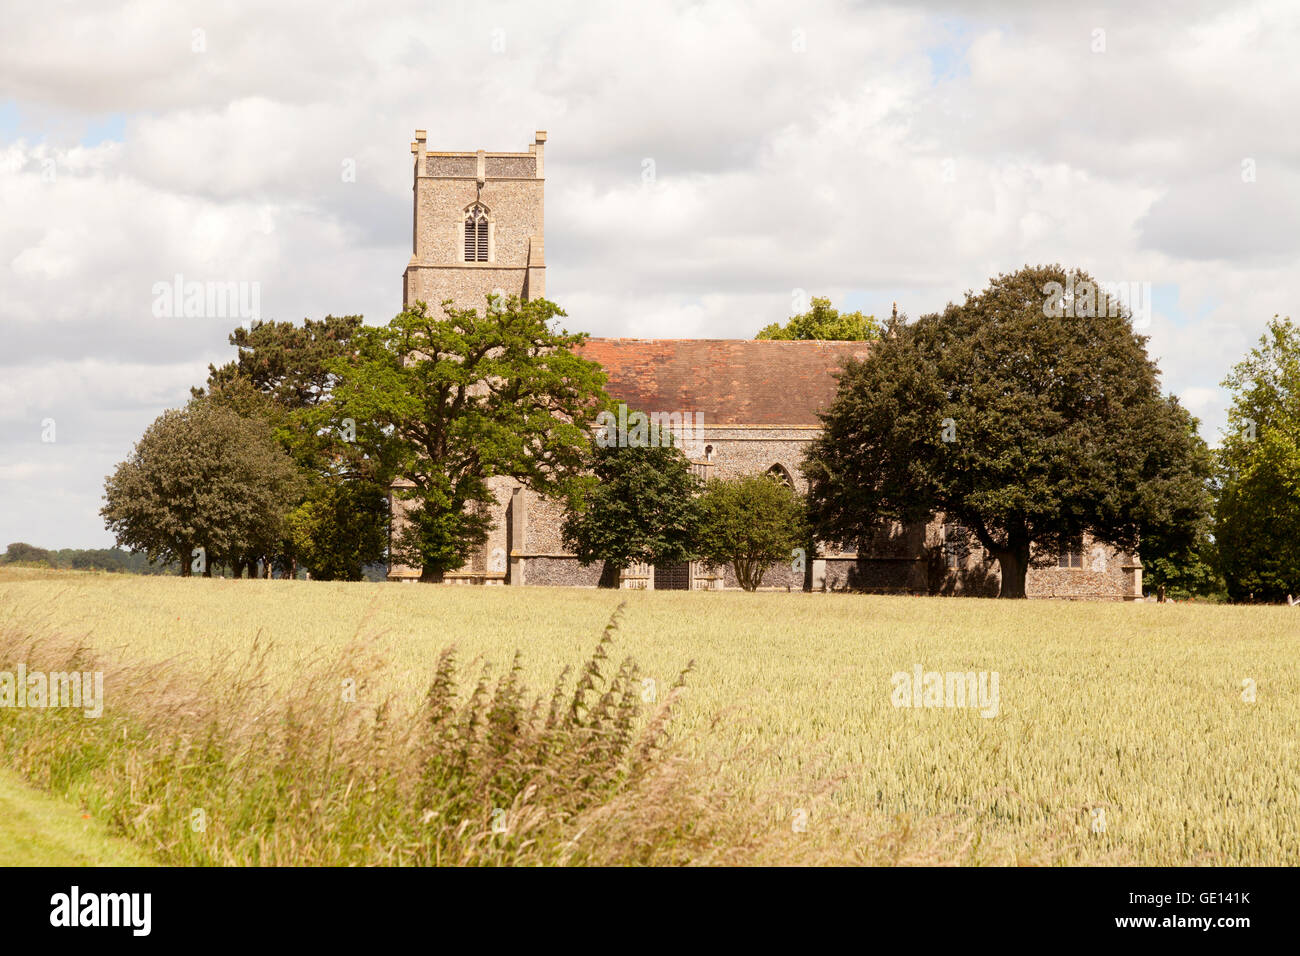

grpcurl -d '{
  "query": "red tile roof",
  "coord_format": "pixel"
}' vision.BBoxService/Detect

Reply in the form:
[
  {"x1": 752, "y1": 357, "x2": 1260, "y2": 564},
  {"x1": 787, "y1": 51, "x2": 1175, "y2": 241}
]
[{"x1": 574, "y1": 338, "x2": 873, "y2": 426}]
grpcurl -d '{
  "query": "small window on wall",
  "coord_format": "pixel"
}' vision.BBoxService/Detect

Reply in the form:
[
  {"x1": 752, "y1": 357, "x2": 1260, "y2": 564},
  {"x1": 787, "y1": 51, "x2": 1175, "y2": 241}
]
[
  {"x1": 1058, "y1": 549, "x2": 1084, "y2": 569},
  {"x1": 464, "y1": 204, "x2": 489, "y2": 262}
]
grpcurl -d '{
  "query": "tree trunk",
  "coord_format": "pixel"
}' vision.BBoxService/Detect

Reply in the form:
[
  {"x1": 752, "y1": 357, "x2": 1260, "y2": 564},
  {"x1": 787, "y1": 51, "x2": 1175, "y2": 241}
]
[
  {"x1": 994, "y1": 541, "x2": 1030, "y2": 599},
  {"x1": 233, "y1": 558, "x2": 246, "y2": 579},
  {"x1": 1157, "y1": 584, "x2": 1167, "y2": 603},
  {"x1": 735, "y1": 557, "x2": 762, "y2": 591},
  {"x1": 180, "y1": 549, "x2": 192, "y2": 578},
  {"x1": 419, "y1": 566, "x2": 443, "y2": 583}
]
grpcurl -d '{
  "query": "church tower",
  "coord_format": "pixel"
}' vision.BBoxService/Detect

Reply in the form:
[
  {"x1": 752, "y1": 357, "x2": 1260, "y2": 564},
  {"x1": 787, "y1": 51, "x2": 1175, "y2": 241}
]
[{"x1": 402, "y1": 130, "x2": 547, "y2": 312}]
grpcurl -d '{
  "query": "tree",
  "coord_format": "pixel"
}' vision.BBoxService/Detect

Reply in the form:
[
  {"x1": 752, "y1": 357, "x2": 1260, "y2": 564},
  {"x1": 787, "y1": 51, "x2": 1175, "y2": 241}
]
[
  {"x1": 332, "y1": 296, "x2": 607, "y2": 582},
  {"x1": 756, "y1": 296, "x2": 881, "y2": 341},
  {"x1": 697, "y1": 473, "x2": 807, "y2": 591},
  {"x1": 195, "y1": 315, "x2": 365, "y2": 411},
  {"x1": 1215, "y1": 315, "x2": 1300, "y2": 601},
  {"x1": 101, "y1": 402, "x2": 303, "y2": 576},
  {"x1": 561, "y1": 439, "x2": 702, "y2": 585},
  {"x1": 1, "y1": 544, "x2": 174, "y2": 574},
  {"x1": 1140, "y1": 524, "x2": 1222, "y2": 601},
  {"x1": 195, "y1": 315, "x2": 396, "y2": 579},
  {"x1": 285, "y1": 480, "x2": 389, "y2": 582},
  {"x1": 1, "y1": 542, "x2": 53, "y2": 566},
  {"x1": 1121, "y1": 408, "x2": 1219, "y2": 601},
  {"x1": 803, "y1": 265, "x2": 1212, "y2": 598},
  {"x1": 68, "y1": 549, "x2": 128, "y2": 573}
]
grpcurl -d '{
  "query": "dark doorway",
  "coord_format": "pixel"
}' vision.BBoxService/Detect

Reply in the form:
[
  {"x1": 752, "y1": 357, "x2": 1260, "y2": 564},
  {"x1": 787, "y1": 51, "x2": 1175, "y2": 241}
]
[{"x1": 653, "y1": 562, "x2": 690, "y2": 590}]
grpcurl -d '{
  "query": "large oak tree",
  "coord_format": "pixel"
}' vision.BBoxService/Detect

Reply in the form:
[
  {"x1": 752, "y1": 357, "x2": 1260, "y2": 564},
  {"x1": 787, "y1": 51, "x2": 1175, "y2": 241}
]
[
  {"x1": 332, "y1": 295, "x2": 607, "y2": 581},
  {"x1": 803, "y1": 265, "x2": 1211, "y2": 598}
]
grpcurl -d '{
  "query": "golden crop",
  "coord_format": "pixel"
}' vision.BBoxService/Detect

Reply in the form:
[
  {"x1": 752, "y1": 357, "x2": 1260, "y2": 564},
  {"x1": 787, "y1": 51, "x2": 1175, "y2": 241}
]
[{"x1": 2, "y1": 568, "x2": 1297, "y2": 865}]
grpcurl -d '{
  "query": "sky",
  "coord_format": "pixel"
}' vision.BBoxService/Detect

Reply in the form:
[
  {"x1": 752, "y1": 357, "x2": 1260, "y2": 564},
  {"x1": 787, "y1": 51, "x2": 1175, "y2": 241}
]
[{"x1": 2, "y1": 0, "x2": 1298, "y2": 548}]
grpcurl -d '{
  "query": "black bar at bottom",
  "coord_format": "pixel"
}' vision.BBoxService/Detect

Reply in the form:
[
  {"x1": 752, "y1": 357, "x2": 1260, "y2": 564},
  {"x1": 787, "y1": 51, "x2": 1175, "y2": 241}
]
[{"x1": 0, "y1": 865, "x2": 1288, "y2": 942}]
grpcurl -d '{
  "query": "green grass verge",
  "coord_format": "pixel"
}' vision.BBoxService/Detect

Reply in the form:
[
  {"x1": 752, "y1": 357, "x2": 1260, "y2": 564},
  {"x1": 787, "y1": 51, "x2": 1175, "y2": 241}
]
[{"x1": 0, "y1": 767, "x2": 153, "y2": 866}]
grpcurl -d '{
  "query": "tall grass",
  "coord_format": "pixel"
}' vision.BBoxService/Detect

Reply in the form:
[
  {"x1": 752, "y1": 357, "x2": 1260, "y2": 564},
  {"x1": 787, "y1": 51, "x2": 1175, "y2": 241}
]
[
  {"x1": 0, "y1": 596, "x2": 1077, "y2": 866},
  {"x1": 0, "y1": 604, "x2": 736, "y2": 865}
]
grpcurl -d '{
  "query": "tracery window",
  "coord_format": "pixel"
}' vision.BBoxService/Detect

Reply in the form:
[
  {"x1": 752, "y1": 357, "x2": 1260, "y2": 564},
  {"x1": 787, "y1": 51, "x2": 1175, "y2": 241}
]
[
  {"x1": 464, "y1": 204, "x2": 489, "y2": 262},
  {"x1": 767, "y1": 463, "x2": 794, "y2": 488}
]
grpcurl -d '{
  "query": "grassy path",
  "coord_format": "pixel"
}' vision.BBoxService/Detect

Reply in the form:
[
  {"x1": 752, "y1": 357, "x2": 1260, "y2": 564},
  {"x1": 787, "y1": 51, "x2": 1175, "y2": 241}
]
[{"x1": 0, "y1": 768, "x2": 153, "y2": 866}]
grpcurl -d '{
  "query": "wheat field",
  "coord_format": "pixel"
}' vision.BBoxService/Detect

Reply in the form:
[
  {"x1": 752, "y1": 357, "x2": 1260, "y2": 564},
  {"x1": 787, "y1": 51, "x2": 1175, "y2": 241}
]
[{"x1": 2, "y1": 567, "x2": 1297, "y2": 865}]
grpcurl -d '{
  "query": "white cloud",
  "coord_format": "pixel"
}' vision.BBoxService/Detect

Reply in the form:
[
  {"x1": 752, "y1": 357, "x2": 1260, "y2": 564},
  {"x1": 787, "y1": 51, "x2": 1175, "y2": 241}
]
[{"x1": 1, "y1": 0, "x2": 1298, "y2": 546}]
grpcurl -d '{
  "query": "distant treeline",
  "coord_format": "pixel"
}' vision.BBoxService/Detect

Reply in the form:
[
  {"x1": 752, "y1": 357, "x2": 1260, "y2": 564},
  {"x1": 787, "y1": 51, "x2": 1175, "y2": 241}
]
[
  {"x1": 1, "y1": 542, "x2": 177, "y2": 574},
  {"x1": 1, "y1": 542, "x2": 390, "y2": 581}
]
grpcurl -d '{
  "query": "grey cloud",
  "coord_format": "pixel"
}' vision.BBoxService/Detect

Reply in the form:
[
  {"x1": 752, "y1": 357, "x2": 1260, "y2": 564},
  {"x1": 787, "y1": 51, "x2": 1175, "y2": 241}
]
[{"x1": 1138, "y1": 169, "x2": 1300, "y2": 261}]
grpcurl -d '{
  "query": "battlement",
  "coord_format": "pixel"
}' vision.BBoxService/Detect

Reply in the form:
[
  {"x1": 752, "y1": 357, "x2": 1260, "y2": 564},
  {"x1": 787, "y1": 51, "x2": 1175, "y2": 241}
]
[{"x1": 410, "y1": 131, "x2": 547, "y2": 180}]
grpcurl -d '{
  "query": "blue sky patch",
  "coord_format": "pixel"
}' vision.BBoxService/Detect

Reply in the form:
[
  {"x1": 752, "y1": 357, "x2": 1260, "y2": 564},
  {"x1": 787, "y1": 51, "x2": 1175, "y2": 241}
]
[{"x1": 82, "y1": 113, "x2": 127, "y2": 146}]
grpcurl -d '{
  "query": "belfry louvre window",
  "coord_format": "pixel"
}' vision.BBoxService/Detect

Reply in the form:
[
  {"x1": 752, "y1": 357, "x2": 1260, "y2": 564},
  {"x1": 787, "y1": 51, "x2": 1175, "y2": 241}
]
[{"x1": 464, "y1": 205, "x2": 489, "y2": 262}]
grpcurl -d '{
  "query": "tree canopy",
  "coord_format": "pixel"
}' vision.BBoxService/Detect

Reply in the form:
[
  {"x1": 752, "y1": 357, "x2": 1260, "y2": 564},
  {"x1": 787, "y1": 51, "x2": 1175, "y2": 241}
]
[
  {"x1": 101, "y1": 401, "x2": 303, "y2": 576},
  {"x1": 1, "y1": 542, "x2": 54, "y2": 565},
  {"x1": 803, "y1": 265, "x2": 1212, "y2": 598},
  {"x1": 1215, "y1": 315, "x2": 1300, "y2": 601},
  {"x1": 194, "y1": 315, "x2": 392, "y2": 580},
  {"x1": 756, "y1": 296, "x2": 881, "y2": 341},
  {"x1": 1, "y1": 543, "x2": 175, "y2": 574},
  {"x1": 697, "y1": 473, "x2": 807, "y2": 591},
  {"x1": 196, "y1": 315, "x2": 364, "y2": 411},
  {"x1": 332, "y1": 295, "x2": 607, "y2": 581},
  {"x1": 561, "y1": 438, "x2": 702, "y2": 585}
]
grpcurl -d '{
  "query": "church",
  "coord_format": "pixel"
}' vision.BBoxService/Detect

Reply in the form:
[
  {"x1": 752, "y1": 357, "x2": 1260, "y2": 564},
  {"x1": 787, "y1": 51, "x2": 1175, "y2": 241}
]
[{"x1": 388, "y1": 130, "x2": 1142, "y2": 599}]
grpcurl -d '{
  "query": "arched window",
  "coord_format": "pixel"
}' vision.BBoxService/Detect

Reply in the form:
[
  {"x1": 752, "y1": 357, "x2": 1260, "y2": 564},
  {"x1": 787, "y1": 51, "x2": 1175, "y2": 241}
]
[
  {"x1": 767, "y1": 463, "x2": 794, "y2": 488},
  {"x1": 464, "y1": 204, "x2": 489, "y2": 262}
]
